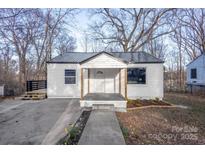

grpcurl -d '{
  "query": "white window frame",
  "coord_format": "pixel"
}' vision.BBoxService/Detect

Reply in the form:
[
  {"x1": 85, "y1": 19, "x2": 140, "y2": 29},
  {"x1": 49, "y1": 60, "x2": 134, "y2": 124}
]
[{"x1": 65, "y1": 69, "x2": 76, "y2": 84}]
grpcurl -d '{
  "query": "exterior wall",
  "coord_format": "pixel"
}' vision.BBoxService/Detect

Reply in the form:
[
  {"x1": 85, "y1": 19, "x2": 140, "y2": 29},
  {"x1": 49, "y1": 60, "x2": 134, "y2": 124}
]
[
  {"x1": 81, "y1": 53, "x2": 127, "y2": 68},
  {"x1": 127, "y1": 63, "x2": 164, "y2": 99},
  {"x1": 47, "y1": 62, "x2": 164, "y2": 100},
  {"x1": 47, "y1": 63, "x2": 81, "y2": 98},
  {"x1": 187, "y1": 54, "x2": 205, "y2": 85}
]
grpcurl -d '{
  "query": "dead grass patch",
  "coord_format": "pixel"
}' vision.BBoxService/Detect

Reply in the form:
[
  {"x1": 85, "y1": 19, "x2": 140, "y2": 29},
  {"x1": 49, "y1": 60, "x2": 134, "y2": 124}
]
[{"x1": 117, "y1": 93, "x2": 205, "y2": 144}]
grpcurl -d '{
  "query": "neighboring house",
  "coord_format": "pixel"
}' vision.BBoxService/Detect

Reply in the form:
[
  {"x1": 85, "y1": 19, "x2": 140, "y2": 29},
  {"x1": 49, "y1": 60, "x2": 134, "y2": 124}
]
[
  {"x1": 47, "y1": 51, "x2": 164, "y2": 111},
  {"x1": 186, "y1": 53, "x2": 205, "y2": 94},
  {"x1": 0, "y1": 84, "x2": 12, "y2": 96}
]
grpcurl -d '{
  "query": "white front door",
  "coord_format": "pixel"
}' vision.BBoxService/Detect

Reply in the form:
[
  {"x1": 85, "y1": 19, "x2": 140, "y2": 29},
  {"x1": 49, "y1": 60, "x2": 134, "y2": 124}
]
[
  {"x1": 90, "y1": 68, "x2": 119, "y2": 93},
  {"x1": 94, "y1": 69, "x2": 105, "y2": 93}
]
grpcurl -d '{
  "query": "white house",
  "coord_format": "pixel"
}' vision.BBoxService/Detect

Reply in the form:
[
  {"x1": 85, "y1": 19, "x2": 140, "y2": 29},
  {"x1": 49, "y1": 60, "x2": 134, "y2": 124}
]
[
  {"x1": 186, "y1": 53, "x2": 205, "y2": 93},
  {"x1": 47, "y1": 51, "x2": 164, "y2": 111}
]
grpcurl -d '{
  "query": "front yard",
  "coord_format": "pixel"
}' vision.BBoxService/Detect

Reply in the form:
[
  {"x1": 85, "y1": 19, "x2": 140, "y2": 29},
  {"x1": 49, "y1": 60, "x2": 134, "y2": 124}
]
[{"x1": 116, "y1": 93, "x2": 205, "y2": 144}]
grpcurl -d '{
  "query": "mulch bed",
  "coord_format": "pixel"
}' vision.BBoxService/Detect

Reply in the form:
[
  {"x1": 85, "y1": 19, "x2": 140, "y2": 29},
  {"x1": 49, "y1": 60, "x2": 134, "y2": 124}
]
[
  {"x1": 57, "y1": 109, "x2": 91, "y2": 145},
  {"x1": 127, "y1": 99, "x2": 171, "y2": 108}
]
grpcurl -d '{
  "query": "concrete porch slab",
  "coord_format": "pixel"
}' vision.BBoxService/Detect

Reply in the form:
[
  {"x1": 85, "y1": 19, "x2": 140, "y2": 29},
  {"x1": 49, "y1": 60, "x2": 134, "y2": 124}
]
[
  {"x1": 83, "y1": 93, "x2": 125, "y2": 101},
  {"x1": 80, "y1": 93, "x2": 127, "y2": 111}
]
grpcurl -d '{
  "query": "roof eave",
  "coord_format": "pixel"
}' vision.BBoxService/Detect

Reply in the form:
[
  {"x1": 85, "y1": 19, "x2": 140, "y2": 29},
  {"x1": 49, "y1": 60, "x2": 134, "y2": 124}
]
[
  {"x1": 47, "y1": 61, "x2": 79, "y2": 64},
  {"x1": 132, "y1": 61, "x2": 164, "y2": 64}
]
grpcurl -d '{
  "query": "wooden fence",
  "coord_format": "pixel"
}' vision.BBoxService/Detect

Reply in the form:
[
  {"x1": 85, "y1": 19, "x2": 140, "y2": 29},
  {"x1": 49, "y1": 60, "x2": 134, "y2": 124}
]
[{"x1": 26, "y1": 80, "x2": 47, "y2": 92}]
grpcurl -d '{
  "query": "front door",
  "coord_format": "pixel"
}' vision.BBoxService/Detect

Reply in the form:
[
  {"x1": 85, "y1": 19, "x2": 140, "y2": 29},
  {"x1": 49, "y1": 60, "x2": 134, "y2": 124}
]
[{"x1": 94, "y1": 69, "x2": 105, "y2": 93}]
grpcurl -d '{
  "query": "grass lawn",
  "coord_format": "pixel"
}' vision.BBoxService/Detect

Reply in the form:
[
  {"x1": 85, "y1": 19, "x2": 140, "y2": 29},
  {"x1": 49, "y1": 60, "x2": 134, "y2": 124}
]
[{"x1": 116, "y1": 93, "x2": 205, "y2": 144}]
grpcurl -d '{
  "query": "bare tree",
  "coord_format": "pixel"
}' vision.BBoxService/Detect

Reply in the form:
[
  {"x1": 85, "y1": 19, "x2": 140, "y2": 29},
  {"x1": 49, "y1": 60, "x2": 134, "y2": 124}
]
[
  {"x1": 145, "y1": 36, "x2": 168, "y2": 60},
  {"x1": 80, "y1": 31, "x2": 89, "y2": 52},
  {"x1": 0, "y1": 9, "x2": 24, "y2": 20},
  {"x1": 0, "y1": 9, "x2": 36, "y2": 89},
  {"x1": 166, "y1": 8, "x2": 205, "y2": 91},
  {"x1": 56, "y1": 35, "x2": 76, "y2": 54},
  {"x1": 0, "y1": 8, "x2": 78, "y2": 92},
  {"x1": 89, "y1": 8, "x2": 174, "y2": 52},
  {"x1": 174, "y1": 9, "x2": 205, "y2": 60},
  {"x1": 31, "y1": 9, "x2": 77, "y2": 79},
  {"x1": 0, "y1": 39, "x2": 16, "y2": 83}
]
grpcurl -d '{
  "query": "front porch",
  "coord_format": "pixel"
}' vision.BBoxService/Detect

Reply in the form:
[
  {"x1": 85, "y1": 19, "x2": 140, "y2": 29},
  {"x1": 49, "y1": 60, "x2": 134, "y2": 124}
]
[
  {"x1": 80, "y1": 68, "x2": 128, "y2": 99},
  {"x1": 79, "y1": 52, "x2": 128, "y2": 111},
  {"x1": 79, "y1": 68, "x2": 128, "y2": 111},
  {"x1": 80, "y1": 93, "x2": 127, "y2": 112}
]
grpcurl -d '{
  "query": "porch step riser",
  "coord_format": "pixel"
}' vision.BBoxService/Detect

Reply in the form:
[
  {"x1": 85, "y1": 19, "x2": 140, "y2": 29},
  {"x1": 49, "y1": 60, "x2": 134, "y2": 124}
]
[
  {"x1": 92, "y1": 104, "x2": 115, "y2": 111},
  {"x1": 80, "y1": 100, "x2": 127, "y2": 108}
]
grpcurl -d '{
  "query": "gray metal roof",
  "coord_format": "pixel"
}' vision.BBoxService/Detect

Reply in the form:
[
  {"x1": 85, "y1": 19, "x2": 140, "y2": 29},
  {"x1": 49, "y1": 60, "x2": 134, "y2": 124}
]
[{"x1": 48, "y1": 51, "x2": 164, "y2": 64}]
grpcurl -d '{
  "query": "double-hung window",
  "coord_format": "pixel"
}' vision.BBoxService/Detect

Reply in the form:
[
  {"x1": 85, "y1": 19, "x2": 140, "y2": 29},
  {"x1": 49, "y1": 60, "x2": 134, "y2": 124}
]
[
  {"x1": 191, "y1": 68, "x2": 197, "y2": 79},
  {"x1": 65, "y1": 69, "x2": 76, "y2": 84},
  {"x1": 127, "y1": 68, "x2": 146, "y2": 84}
]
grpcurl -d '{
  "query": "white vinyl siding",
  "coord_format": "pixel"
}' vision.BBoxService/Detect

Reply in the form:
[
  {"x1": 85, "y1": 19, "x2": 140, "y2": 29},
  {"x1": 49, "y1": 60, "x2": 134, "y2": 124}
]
[
  {"x1": 81, "y1": 53, "x2": 127, "y2": 68},
  {"x1": 47, "y1": 54, "x2": 164, "y2": 100},
  {"x1": 47, "y1": 63, "x2": 80, "y2": 98},
  {"x1": 187, "y1": 54, "x2": 205, "y2": 85}
]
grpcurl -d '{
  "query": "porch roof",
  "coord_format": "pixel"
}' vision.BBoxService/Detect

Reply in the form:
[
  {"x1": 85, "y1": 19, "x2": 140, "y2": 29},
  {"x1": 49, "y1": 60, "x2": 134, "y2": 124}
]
[{"x1": 80, "y1": 52, "x2": 127, "y2": 68}]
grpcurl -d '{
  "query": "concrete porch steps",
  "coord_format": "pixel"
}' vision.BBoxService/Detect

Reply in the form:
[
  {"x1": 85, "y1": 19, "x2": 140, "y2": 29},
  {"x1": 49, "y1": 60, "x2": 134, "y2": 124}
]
[{"x1": 92, "y1": 104, "x2": 115, "y2": 111}]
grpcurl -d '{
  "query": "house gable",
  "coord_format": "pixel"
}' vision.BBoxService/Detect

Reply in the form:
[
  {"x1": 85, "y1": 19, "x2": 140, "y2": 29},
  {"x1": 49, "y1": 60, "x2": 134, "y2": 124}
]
[
  {"x1": 81, "y1": 52, "x2": 127, "y2": 68},
  {"x1": 186, "y1": 54, "x2": 205, "y2": 85},
  {"x1": 187, "y1": 54, "x2": 205, "y2": 67}
]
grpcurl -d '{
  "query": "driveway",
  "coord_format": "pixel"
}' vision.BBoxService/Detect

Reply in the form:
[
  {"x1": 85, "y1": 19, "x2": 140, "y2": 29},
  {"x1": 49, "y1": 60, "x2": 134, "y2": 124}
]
[{"x1": 0, "y1": 98, "x2": 81, "y2": 145}]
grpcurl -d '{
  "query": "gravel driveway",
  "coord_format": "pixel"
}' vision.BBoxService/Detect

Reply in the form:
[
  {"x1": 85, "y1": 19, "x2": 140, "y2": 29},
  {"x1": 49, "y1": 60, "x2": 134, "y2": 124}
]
[{"x1": 0, "y1": 98, "x2": 81, "y2": 145}]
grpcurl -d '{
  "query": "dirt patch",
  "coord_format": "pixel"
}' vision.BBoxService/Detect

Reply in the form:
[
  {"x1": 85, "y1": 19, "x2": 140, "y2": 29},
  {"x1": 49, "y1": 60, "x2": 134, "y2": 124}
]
[
  {"x1": 127, "y1": 99, "x2": 171, "y2": 108},
  {"x1": 57, "y1": 109, "x2": 91, "y2": 145},
  {"x1": 0, "y1": 97, "x2": 15, "y2": 103},
  {"x1": 117, "y1": 93, "x2": 205, "y2": 145}
]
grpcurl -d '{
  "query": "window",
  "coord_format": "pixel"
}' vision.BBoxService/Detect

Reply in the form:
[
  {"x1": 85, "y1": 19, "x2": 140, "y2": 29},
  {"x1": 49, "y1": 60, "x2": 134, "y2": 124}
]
[
  {"x1": 191, "y1": 68, "x2": 197, "y2": 79},
  {"x1": 127, "y1": 68, "x2": 146, "y2": 84},
  {"x1": 65, "y1": 69, "x2": 76, "y2": 84}
]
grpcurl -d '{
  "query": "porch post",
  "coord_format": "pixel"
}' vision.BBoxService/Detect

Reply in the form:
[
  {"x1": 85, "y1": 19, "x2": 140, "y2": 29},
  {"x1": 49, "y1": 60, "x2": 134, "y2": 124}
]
[
  {"x1": 119, "y1": 68, "x2": 121, "y2": 94},
  {"x1": 124, "y1": 68, "x2": 127, "y2": 100},
  {"x1": 81, "y1": 68, "x2": 83, "y2": 100},
  {"x1": 88, "y1": 69, "x2": 90, "y2": 93}
]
